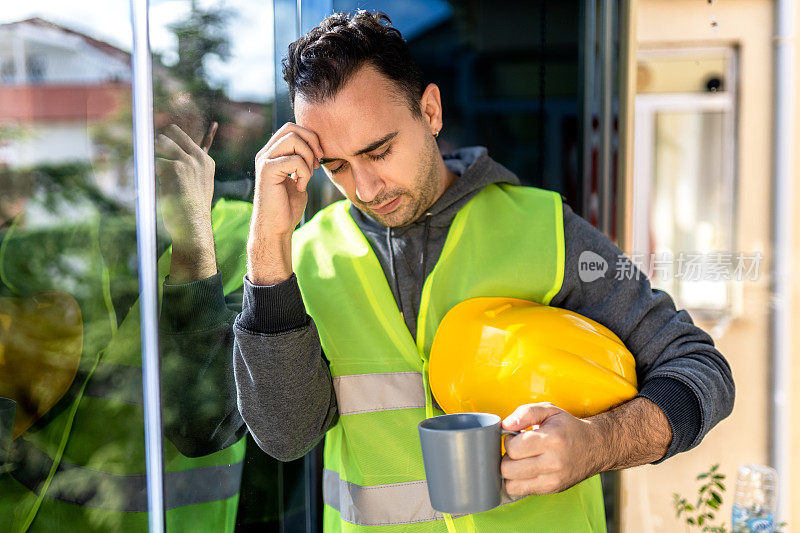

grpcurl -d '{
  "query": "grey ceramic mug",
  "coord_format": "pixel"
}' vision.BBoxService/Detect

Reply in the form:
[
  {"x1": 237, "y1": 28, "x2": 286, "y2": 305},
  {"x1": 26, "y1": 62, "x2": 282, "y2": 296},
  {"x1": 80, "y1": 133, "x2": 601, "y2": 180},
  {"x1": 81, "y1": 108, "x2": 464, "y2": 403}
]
[{"x1": 418, "y1": 412, "x2": 519, "y2": 515}]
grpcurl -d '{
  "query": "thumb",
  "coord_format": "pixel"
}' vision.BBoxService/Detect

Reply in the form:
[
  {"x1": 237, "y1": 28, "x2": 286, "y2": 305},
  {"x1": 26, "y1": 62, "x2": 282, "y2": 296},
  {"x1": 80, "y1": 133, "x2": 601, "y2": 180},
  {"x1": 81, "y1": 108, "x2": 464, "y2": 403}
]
[{"x1": 502, "y1": 402, "x2": 560, "y2": 431}]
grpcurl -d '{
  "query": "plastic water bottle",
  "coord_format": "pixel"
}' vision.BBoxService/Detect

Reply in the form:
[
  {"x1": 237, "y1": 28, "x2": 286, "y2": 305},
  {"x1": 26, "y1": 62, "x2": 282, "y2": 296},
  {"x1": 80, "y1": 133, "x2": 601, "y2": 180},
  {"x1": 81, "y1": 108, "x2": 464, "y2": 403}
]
[{"x1": 731, "y1": 464, "x2": 778, "y2": 532}]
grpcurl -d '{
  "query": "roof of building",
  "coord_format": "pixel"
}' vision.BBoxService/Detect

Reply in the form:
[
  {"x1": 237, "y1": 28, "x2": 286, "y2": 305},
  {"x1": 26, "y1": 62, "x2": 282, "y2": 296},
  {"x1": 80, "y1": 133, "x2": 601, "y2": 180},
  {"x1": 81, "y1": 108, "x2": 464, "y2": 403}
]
[{"x1": 0, "y1": 17, "x2": 130, "y2": 63}]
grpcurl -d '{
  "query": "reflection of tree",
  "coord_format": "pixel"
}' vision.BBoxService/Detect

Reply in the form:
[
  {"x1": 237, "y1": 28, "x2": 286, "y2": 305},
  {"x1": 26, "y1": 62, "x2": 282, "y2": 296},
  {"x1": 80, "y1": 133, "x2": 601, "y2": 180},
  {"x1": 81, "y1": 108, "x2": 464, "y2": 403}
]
[
  {"x1": 156, "y1": 0, "x2": 271, "y2": 190},
  {"x1": 155, "y1": 0, "x2": 234, "y2": 155},
  {"x1": 86, "y1": 0, "x2": 272, "y2": 198},
  {"x1": 25, "y1": 163, "x2": 128, "y2": 217},
  {"x1": 1, "y1": 162, "x2": 143, "y2": 318},
  {"x1": 168, "y1": 0, "x2": 232, "y2": 117}
]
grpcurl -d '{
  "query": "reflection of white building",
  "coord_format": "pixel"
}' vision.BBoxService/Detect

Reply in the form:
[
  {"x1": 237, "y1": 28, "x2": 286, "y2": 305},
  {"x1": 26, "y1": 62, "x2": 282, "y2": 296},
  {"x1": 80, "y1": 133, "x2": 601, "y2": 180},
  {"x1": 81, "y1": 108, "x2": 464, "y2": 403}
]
[{"x1": 0, "y1": 18, "x2": 133, "y2": 202}]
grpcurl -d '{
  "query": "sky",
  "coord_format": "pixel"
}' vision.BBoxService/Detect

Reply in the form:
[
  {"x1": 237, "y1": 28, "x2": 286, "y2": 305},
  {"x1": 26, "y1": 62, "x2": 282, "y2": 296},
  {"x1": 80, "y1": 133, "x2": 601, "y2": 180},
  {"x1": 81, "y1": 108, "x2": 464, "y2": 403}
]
[{"x1": 1, "y1": 0, "x2": 274, "y2": 102}]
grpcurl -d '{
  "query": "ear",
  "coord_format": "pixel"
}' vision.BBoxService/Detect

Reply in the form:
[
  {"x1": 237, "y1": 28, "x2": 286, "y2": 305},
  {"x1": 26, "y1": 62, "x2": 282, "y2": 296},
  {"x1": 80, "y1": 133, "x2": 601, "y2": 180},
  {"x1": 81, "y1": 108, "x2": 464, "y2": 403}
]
[{"x1": 419, "y1": 83, "x2": 443, "y2": 134}]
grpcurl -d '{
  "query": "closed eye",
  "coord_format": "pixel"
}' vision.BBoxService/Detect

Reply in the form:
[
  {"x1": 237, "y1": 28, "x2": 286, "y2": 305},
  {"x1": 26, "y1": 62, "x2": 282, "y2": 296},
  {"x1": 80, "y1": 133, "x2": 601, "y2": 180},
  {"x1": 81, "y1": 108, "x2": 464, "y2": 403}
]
[
  {"x1": 368, "y1": 146, "x2": 392, "y2": 161},
  {"x1": 328, "y1": 145, "x2": 392, "y2": 174},
  {"x1": 329, "y1": 161, "x2": 348, "y2": 174}
]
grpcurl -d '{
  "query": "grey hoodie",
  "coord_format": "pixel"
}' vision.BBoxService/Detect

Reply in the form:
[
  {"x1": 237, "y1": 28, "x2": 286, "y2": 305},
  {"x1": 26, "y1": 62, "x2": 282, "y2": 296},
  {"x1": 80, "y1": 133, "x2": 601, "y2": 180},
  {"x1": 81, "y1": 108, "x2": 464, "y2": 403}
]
[
  {"x1": 351, "y1": 146, "x2": 514, "y2": 338},
  {"x1": 231, "y1": 146, "x2": 734, "y2": 464}
]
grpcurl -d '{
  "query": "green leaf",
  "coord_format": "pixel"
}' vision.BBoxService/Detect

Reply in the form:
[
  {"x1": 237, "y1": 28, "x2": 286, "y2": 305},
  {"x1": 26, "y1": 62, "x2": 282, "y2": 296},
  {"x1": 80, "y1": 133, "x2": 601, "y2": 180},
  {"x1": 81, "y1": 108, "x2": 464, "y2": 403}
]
[
  {"x1": 714, "y1": 481, "x2": 725, "y2": 491},
  {"x1": 688, "y1": 518, "x2": 696, "y2": 525},
  {"x1": 698, "y1": 515, "x2": 705, "y2": 526},
  {"x1": 711, "y1": 491, "x2": 722, "y2": 503}
]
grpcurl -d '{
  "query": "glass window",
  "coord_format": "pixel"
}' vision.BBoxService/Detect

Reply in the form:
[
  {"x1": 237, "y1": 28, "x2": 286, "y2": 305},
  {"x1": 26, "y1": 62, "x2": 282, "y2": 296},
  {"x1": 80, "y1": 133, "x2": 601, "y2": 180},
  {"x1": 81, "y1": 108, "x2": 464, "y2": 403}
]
[
  {"x1": 0, "y1": 2, "x2": 634, "y2": 531},
  {"x1": 0, "y1": 8, "x2": 150, "y2": 532},
  {"x1": 148, "y1": 0, "x2": 281, "y2": 531},
  {"x1": 633, "y1": 47, "x2": 739, "y2": 319},
  {"x1": 1, "y1": 58, "x2": 15, "y2": 83},
  {"x1": 25, "y1": 55, "x2": 45, "y2": 83}
]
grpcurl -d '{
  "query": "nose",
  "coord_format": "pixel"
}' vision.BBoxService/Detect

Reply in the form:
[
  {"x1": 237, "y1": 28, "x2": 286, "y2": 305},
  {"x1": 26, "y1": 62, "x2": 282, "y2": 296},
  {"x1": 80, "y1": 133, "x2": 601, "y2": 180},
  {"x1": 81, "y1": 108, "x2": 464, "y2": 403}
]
[{"x1": 352, "y1": 166, "x2": 385, "y2": 204}]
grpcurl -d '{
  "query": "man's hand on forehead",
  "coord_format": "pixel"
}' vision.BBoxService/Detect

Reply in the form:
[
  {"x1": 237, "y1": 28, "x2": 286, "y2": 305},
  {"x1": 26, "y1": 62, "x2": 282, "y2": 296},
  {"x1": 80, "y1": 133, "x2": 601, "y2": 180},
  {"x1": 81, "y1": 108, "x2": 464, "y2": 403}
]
[
  {"x1": 248, "y1": 121, "x2": 330, "y2": 285},
  {"x1": 257, "y1": 123, "x2": 324, "y2": 172}
]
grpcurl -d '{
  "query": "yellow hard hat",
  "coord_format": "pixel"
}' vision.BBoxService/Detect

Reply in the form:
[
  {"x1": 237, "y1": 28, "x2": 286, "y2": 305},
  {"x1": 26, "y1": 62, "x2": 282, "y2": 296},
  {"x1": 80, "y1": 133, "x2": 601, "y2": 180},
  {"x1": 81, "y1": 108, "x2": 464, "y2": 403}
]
[
  {"x1": 429, "y1": 297, "x2": 638, "y2": 420},
  {"x1": 0, "y1": 291, "x2": 83, "y2": 439}
]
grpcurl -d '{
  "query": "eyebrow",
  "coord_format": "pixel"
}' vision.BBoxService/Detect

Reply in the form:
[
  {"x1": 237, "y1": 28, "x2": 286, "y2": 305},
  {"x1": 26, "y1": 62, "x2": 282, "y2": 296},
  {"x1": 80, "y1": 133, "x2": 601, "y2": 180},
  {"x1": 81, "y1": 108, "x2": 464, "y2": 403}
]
[{"x1": 319, "y1": 131, "x2": 398, "y2": 165}]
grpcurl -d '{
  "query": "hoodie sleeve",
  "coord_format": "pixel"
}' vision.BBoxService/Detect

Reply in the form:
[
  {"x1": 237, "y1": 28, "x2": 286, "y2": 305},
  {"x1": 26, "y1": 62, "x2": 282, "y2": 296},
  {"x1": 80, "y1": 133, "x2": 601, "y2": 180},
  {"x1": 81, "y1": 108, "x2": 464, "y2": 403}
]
[
  {"x1": 548, "y1": 203, "x2": 735, "y2": 463},
  {"x1": 159, "y1": 273, "x2": 248, "y2": 456},
  {"x1": 159, "y1": 272, "x2": 337, "y2": 461},
  {"x1": 233, "y1": 274, "x2": 338, "y2": 462}
]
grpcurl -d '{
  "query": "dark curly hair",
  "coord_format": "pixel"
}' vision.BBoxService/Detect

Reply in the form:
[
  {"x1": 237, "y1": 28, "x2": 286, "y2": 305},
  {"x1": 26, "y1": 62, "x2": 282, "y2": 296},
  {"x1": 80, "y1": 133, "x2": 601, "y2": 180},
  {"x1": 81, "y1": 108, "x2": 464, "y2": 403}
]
[{"x1": 282, "y1": 11, "x2": 425, "y2": 117}]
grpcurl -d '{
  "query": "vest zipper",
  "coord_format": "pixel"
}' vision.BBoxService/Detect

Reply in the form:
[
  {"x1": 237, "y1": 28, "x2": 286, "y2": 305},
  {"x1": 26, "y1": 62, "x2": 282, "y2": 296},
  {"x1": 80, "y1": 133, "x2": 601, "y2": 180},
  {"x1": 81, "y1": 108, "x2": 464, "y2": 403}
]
[
  {"x1": 387, "y1": 226, "x2": 404, "y2": 320},
  {"x1": 420, "y1": 213, "x2": 432, "y2": 293}
]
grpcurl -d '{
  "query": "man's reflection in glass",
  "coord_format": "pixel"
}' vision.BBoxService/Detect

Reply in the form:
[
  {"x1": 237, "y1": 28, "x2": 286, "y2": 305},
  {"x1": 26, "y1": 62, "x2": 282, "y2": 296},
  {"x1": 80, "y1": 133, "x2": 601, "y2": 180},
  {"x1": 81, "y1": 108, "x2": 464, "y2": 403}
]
[{"x1": 0, "y1": 90, "x2": 250, "y2": 532}]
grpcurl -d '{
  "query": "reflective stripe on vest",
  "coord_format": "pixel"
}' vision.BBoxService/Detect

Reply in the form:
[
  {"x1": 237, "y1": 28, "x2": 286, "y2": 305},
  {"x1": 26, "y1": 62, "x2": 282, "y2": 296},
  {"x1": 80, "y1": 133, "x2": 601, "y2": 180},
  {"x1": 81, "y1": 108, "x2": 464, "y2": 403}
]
[
  {"x1": 333, "y1": 372, "x2": 426, "y2": 415},
  {"x1": 294, "y1": 184, "x2": 605, "y2": 531},
  {"x1": 11, "y1": 439, "x2": 243, "y2": 512},
  {"x1": 322, "y1": 469, "x2": 522, "y2": 527}
]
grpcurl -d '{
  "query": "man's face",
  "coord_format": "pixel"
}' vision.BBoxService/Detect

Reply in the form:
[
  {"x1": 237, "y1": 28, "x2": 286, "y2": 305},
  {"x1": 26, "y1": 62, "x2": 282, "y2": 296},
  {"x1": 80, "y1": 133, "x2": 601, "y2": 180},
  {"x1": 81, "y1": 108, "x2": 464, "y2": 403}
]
[{"x1": 294, "y1": 65, "x2": 442, "y2": 227}]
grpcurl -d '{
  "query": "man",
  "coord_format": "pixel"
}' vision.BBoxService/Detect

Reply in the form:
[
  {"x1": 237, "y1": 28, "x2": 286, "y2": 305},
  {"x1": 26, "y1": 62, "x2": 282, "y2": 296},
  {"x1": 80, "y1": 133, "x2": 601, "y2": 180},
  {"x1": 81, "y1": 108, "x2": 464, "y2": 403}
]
[{"x1": 230, "y1": 10, "x2": 733, "y2": 532}]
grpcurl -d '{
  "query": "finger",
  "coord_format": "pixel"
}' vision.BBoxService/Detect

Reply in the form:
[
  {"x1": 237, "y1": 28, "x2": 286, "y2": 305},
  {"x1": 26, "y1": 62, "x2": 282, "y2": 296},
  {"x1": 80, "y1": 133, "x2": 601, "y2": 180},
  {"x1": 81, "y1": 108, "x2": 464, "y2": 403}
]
[
  {"x1": 502, "y1": 403, "x2": 561, "y2": 431},
  {"x1": 294, "y1": 172, "x2": 312, "y2": 193},
  {"x1": 259, "y1": 154, "x2": 313, "y2": 184},
  {"x1": 265, "y1": 132, "x2": 318, "y2": 173},
  {"x1": 503, "y1": 428, "x2": 547, "y2": 460},
  {"x1": 271, "y1": 122, "x2": 324, "y2": 158},
  {"x1": 201, "y1": 121, "x2": 218, "y2": 153},
  {"x1": 262, "y1": 122, "x2": 324, "y2": 159},
  {"x1": 163, "y1": 123, "x2": 204, "y2": 158},
  {"x1": 501, "y1": 453, "x2": 559, "y2": 480},
  {"x1": 505, "y1": 475, "x2": 563, "y2": 497},
  {"x1": 156, "y1": 133, "x2": 185, "y2": 161}
]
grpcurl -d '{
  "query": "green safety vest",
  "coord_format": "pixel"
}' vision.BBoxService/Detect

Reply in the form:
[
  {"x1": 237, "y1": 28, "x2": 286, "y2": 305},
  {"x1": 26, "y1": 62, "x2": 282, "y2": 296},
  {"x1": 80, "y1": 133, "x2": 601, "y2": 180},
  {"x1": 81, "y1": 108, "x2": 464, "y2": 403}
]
[
  {"x1": 0, "y1": 198, "x2": 252, "y2": 532},
  {"x1": 292, "y1": 183, "x2": 606, "y2": 532}
]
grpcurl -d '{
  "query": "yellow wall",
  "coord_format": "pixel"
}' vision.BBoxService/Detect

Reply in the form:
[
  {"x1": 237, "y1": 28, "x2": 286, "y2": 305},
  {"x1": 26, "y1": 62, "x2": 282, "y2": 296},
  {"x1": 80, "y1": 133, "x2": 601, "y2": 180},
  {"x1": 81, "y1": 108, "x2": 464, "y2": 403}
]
[{"x1": 624, "y1": 0, "x2": 791, "y2": 531}]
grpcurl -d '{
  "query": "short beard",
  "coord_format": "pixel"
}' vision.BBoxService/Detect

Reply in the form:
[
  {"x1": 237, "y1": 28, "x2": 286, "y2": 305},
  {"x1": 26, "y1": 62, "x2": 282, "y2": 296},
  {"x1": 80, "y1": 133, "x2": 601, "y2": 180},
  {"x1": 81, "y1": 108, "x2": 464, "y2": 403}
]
[
  {"x1": 405, "y1": 133, "x2": 441, "y2": 223},
  {"x1": 366, "y1": 133, "x2": 440, "y2": 227}
]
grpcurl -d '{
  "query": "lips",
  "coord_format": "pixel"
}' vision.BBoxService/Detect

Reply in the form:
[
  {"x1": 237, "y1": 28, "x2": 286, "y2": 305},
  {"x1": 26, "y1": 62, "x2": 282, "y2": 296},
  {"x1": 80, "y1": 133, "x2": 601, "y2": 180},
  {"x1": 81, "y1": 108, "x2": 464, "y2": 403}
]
[{"x1": 372, "y1": 195, "x2": 403, "y2": 215}]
